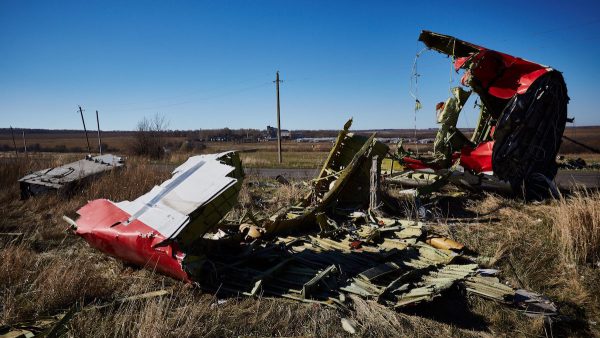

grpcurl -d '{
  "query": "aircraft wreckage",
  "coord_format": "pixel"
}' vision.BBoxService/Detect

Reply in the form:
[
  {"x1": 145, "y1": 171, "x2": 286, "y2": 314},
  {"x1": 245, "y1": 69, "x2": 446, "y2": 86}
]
[
  {"x1": 19, "y1": 154, "x2": 124, "y2": 199},
  {"x1": 66, "y1": 118, "x2": 557, "y2": 317},
  {"x1": 62, "y1": 30, "x2": 570, "y2": 321},
  {"x1": 390, "y1": 31, "x2": 569, "y2": 201}
]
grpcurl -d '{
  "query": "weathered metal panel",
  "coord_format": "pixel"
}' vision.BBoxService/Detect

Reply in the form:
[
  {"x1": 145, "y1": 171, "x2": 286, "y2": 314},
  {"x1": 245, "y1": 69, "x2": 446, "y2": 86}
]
[{"x1": 18, "y1": 154, "x2": 124, "y2": 198}]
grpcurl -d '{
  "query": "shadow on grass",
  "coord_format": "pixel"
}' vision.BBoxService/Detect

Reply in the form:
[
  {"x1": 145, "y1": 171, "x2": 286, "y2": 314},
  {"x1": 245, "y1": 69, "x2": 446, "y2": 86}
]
[{"x1": 399, "y1": 288, "x2": 489, "y2": 331}]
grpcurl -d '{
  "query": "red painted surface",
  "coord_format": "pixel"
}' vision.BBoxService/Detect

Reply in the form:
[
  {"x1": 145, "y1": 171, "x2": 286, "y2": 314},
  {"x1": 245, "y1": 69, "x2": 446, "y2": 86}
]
[
  {"x1": 460, "y1": 141, "x2": 494, "y2": 173},
  {"x1": 74, "y1": 199, "x2": 190, "y2": 282},
  {"x1": 402, "y1": 142, "x2": 493, "y2": 173},
  {"x1": 402, "y1": 156, "x2": 432, "y2": 170},
  {"x1": 455, "y1": 49, "x2": 549, "y2": 100}
]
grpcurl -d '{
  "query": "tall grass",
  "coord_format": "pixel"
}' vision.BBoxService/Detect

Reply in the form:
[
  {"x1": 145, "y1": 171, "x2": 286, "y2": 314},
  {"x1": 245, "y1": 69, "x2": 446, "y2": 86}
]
[
  {"x1": 552, "y1": 190, "x2": 600, "y2": 265},
  {"x1": 2, "y1": 154, "x2": 599, "y2": 336},
  {"x1": 0, "y1": 245, "x2": 117, "y2": 324},
  {"x1": 0, "y1": 154, "x2": 80, "y2": 189},
  {"x1": 240, "y1": 151, "x2": 327, "y2": 168}
]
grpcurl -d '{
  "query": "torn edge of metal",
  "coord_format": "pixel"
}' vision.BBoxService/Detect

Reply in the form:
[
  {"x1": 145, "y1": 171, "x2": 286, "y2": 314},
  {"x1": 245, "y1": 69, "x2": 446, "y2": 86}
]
[
  {"x1": 63, "y1": 126, "x2": 557, "y2": 317},
  {"x1": 264, "y1": 118, "x2": 389, "y2": 235},
  {"x1": 67, "y1": 151, "x2": 243, "y2": 281}
]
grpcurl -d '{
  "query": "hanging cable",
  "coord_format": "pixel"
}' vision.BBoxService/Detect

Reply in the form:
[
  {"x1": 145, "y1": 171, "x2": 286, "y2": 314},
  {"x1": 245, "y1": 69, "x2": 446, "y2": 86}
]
[
  {"x1": 409, "y1": 48, "x2": 426, "y2": 155},
  {"x1": 449, "y1": 38, "x2": 456, "y2": 94}
]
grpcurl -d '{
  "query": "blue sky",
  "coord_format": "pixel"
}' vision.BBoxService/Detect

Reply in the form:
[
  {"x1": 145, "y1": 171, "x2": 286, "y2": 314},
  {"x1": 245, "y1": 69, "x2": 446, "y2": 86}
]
[{"x1": 1, "y1": 0, "x2": 599, "y2": 131}]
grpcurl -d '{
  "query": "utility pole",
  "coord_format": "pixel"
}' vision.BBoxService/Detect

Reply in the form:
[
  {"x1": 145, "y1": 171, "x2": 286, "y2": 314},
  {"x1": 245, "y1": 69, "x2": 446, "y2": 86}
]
[
  {"x1": 369, "y1": 155, "x2": 380, "y2": 214},
  {"x1": 274, "y1": 71, "x2": 283, "y2": 164},
  {"x1": 22, "y1": 131, "x2": 27, "y2": 156},
  {"x1": 10, "y1": 126, "x2": 17, "y2": 157},
  {"x1": 96, "y1": 110, "x2": 103, "y2": 155},
  {"x1": 78, "y1": 106, "x2": 91, "y2": 153}
]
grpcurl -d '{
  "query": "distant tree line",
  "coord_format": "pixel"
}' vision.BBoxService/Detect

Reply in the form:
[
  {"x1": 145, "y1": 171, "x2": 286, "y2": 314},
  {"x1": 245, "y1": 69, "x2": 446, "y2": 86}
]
[{"x1": 0, "y1": 143, "x2": 115, "y2": 153}]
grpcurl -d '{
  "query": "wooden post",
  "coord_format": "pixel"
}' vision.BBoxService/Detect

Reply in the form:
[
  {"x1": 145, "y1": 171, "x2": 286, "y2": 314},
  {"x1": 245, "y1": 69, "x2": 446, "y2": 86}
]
[
  {"x1": 78, "y1": 106, "x2": 91, "y2": 153},
  {"x1": 275, "y1": 71, "x2": 282, "y2": 164},
  {"x1": 10, "y1": 126, "x2": 18, "y2": 157},
  {"x1": 22, "y1": 131, "x2": 27, "y2": 156},
  {"x1": 369, "y1": 155, "x2": 380, "y2": 212},
  {"x1": 96, "y1": 110, "x2": 103, "y2": 155}
]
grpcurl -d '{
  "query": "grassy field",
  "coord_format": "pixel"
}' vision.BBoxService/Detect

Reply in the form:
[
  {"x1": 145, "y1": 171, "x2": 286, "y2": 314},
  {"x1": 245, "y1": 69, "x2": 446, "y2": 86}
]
[
  {"x1": 1, "y1": 126, "x2": 599, "y2": 336},
  {"x1": 0, "y1": 154, "x2": 599, "y2": 337},
  {"x1": 1, "y1": 125, "x2": 598, "y2": 159}
]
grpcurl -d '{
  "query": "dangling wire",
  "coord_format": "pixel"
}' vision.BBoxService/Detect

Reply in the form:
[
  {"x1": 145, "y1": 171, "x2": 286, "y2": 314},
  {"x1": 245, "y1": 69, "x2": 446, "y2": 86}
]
[
  {"x1": 410, "y1": 48, "x2": 426, "y2": 155},
  {"x1": 449, "y1": 38, "x2": 456, "y2": 94}
]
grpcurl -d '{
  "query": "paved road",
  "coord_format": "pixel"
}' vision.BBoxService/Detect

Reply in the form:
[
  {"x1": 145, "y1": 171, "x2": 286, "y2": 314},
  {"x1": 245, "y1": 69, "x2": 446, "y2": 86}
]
[
  {"x1": 554, "y1": 170, "x2": 600, "y2": 189},
  {"x1": 245, "y1": 167, "x2": 319, "y2": 180},
  {"x1": 246, "y1": 167, "x2": 600, "y2": 190},
  {"x1": 152, "y1": 163, "x2": 600, "y2": 189}
]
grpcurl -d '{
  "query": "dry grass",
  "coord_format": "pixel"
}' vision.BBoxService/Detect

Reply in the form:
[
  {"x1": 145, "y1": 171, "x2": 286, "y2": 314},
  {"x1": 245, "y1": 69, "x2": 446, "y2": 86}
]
[
  {"x1": 71, "y1": 289, "x2": 344, "y2": 337},
  {"x1": 0, "y1": 245, "x2": 117, "y2": 324},
  {"x1": 551, "y1": 190, "x2": 600, "y2": 266},
  {"x1": 0, "y1": 154, "x2": 169, "y2": 327},
  {"x1": 0, "y1": 133, "x2": 185, "y2": 153},
  {"x1": 452, "y1": 193, "x2": 600, "y2": 336},
  {"x1": 268, "y1": 182, "x2": 309, "y2": 210},
  {"x1": 240, "y1": 151, "x2": 327, "y2": 168},
  {"x1": 2, "y1": 153, "x2": 600, "y2": 336},
  {"x1": 227, "y1": 177, "x2": 311, "y2": 221}
]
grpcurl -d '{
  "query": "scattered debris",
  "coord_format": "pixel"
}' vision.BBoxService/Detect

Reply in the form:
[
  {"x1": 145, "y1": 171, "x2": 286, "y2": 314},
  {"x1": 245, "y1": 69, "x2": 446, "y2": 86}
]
[
  {"x1": 68, "y1": 121, "x2": 557, "y2": 321},
  {"x1": 341, "y1": 318, "x2": 358, "y2": 334},
  {"x1": 0, "y1": 306, "x2": 76, "y2": 338},
  {"x1": 18, "y1": 154, "x2": 124, "y2": 199},
  {"x1": 426, "y1": 236, "x2": 464, "y2": 251},
  {"x1": 275, "y1": 174, "x2": 290, "y2": 185},
  {"x1": 557, "y1": 156, "x2": 600, "y2": 170}
]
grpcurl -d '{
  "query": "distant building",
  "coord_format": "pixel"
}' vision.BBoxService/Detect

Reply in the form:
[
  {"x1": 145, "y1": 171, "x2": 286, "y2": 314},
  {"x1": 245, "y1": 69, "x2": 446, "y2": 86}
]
[{"x1": 266, "y1": 125, "x2": 291, "y2": 140}]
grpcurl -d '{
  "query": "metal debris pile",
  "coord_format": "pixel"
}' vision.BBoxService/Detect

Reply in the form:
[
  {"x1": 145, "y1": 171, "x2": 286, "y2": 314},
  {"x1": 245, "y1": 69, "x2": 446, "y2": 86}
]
[
  {"x1": 66, "y1": 120, "x2": 556, "y2": 318},
  {"x1": 557, "y1": 156, "x2": 600, "y2": 170}
]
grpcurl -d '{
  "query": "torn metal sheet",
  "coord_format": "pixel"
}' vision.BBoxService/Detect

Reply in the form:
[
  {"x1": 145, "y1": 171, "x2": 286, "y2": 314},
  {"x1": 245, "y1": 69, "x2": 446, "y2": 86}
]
[
  {"x1": 18, "y1": 154, "x2": 124, "y2": 199},
  {"x1": 463, "y1": 275, "x2": 558, "y2": 316},
  {"x1": 264, "y1": 119, "x2": 388, "y2": 235},
  {"x1": 70, "y1": 151, "x2": 243, "y2": 281},
  {"x1": 194, "y1": 211, "x2": 553, "y2": 315},
  {"x1": 0, "y1": 308, "x2": 76, "y2": 338},
  {"x1": 399, "y1": 31, "x2": 569, "y2": 200}
]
